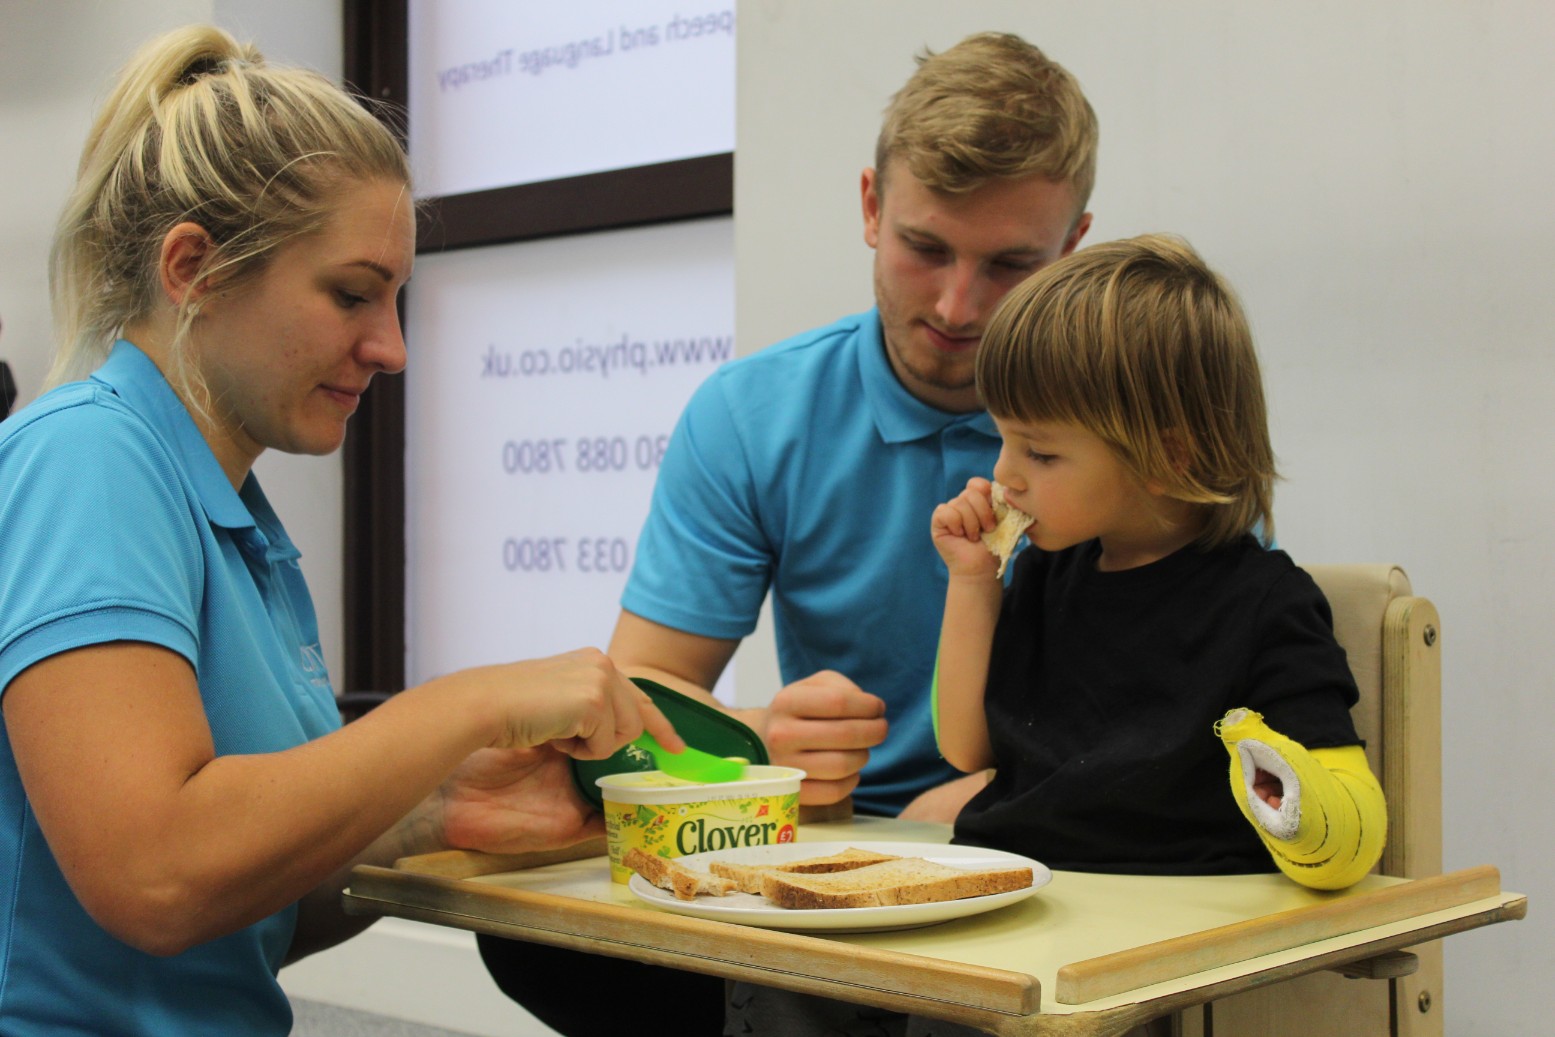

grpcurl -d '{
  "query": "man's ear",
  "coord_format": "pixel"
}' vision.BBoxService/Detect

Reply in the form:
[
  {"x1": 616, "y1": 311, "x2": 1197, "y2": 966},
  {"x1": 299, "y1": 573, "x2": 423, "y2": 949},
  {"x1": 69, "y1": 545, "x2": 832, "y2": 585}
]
[
  {"x1": 157, "y1": 222, "x2": 217, "y2": 307},
  {"x1": 1060, "y1": 211, "x2": 1093, "y2": 258},
  {"x1": 860, "y1": 167, "x2": 882, "y2": 249}
]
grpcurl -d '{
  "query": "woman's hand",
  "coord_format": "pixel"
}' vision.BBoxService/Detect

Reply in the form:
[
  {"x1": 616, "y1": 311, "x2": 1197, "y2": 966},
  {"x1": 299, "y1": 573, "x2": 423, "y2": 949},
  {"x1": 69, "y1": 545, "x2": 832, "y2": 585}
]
[
  {"x1": 437, "y1": 745, "x2": 604, "y2": 854},
  {"x1": 439, "y1": 648, "x2": 684, "y2": 760},
  {"x1": 427, "y1": 652, "x2": 689, "y2": 855},
  {"x1": 6, "y1": 638, "x2": 680, "y2": 958},
  {"x1": 294, "y1": 652, "x2": 683, "y2": 958},
  {"x1": 931, "y1": 477, "x2": 1002, "y2": 578}
]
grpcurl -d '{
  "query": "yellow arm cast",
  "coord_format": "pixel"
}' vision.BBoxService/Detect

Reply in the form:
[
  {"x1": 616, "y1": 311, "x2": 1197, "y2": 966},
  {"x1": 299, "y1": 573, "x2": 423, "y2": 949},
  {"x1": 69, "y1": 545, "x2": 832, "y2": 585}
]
[{"x1": 1216, "y1": 708, "x2": 1387, "y2": 890}]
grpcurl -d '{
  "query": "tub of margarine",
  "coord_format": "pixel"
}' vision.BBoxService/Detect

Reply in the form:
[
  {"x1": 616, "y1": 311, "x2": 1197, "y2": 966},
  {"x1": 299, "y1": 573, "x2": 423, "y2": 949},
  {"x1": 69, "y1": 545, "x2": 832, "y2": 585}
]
[{"x1": 597, "y1": 765, "x2": 804, "y2": 883}]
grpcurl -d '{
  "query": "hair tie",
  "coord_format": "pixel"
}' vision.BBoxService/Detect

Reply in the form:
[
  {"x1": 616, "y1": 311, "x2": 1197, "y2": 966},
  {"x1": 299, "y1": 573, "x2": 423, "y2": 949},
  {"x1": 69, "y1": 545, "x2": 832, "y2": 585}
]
[{"x1": 177, "y1": 56, "x2": 224, "y2": 85}]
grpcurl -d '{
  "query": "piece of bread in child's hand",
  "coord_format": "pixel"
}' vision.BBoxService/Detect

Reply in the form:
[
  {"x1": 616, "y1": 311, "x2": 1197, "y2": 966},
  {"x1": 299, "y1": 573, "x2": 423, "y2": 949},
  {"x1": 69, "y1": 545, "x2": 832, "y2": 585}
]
[
  {"x1": 981, "y1": 482, "x2": 1034, "y2": 578},
  {"x1": 759, "y1": 857, "x2": 1033, "y2": 910},
  {"x1": 623, "y1": 847, "x2": 735, "y2": 901},
  {"x1": 709, "y1": 846, "x2": 901, "y2": 893}
]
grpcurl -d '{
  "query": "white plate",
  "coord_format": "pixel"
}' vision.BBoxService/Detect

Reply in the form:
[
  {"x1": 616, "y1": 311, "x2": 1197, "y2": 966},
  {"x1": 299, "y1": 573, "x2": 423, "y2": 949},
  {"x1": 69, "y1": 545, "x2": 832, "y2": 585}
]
[{"x1": 626, "y1": 841, "x2": 1051, "y2": 933}]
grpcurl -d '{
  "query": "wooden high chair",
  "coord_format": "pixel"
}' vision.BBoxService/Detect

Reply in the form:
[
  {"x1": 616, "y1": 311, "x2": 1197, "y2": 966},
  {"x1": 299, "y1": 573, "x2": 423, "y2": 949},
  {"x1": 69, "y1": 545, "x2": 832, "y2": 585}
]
[
  {"x1": 1192, "y1": 564, "x2": 1444, "y2": 1037},
  {"x1": 343, "y1": 563, "x2": 1523, "y2": 1037}
]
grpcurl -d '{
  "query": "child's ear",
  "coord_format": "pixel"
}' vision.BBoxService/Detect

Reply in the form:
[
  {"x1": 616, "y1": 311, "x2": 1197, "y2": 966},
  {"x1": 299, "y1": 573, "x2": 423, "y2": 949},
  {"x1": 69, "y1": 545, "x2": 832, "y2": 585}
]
[
  {"x1": 1143, "y1": 429, "x2": 1193, "y2": 497},
  {"x1": 156, "y1": 222, "x2": 218, "y2": 307},
  {"x1": 1164, "y1": 429, "x2": 1195, "y2": 475}
]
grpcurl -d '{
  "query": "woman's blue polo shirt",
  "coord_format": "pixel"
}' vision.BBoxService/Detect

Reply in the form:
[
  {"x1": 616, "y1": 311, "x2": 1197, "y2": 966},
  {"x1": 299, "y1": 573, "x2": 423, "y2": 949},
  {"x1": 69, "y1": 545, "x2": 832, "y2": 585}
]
[
  {"x1": 0, "y1": 341, "x2": 340, "y2": 1035},
  {"x1": 623, "y1": 309, "x2": 1003, "y2": 815}
]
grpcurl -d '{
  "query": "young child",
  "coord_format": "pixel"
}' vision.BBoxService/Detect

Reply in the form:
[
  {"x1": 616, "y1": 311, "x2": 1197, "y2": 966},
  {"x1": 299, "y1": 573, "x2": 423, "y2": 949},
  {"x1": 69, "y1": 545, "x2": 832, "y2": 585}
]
[{"x1": 932, "y1": 233, "x2": 1385, "y2": 891}]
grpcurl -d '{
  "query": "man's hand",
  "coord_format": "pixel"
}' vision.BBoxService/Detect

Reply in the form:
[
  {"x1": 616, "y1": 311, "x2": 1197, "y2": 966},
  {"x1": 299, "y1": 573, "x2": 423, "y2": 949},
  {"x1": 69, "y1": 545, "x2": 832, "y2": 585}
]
[
  {"x1": 752, "y1": 671, "x2": 887, "y2": 806},
  {"x1": 607, "y1": 614, "x2": 886, "y2": 807}
]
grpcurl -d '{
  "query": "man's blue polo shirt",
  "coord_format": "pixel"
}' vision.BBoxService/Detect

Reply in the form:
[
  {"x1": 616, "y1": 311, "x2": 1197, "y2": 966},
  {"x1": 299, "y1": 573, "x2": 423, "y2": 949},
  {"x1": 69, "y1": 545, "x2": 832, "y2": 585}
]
[
  {"x1": 624, "y1": 309, "x2": 1003, "y2": 815},
  {"x1": 0, "y1": 341, "x2": 339, "y2": 1035}
]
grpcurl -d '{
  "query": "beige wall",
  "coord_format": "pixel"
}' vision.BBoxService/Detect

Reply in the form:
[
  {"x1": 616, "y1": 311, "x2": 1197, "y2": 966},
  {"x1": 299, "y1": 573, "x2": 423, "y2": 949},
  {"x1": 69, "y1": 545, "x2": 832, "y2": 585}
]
[{"x1": 0, "y1": 0, "x2": 346, "y2": 695}]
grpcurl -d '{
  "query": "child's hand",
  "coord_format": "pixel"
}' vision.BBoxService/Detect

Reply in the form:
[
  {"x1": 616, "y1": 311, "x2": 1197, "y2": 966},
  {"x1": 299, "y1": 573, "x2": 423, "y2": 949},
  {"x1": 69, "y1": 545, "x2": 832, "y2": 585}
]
[
  {"x1": 1215, "y1": 707, "x2": 1386, "y2": 891},
  {"x1": 932, "y1": 477, "x2": 1002, "y2": 578},
  {"x1": 1252, "y1": 768, "x2": 1284, "y2": 808}
]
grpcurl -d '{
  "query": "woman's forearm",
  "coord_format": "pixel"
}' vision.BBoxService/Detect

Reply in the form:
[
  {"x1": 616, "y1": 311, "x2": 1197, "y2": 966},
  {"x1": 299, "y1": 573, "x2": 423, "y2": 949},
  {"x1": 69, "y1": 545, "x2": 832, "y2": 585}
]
[{"x1": 7, "y1": 645, "x2": 497, "y2": 956}]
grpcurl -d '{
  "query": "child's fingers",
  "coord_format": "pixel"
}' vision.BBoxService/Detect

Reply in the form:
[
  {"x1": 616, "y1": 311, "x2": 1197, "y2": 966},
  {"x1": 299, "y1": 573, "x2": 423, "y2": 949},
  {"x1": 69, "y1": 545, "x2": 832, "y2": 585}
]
[
  {"x1": 967, "y1": 489, "x2": 997, "y2": 531},
  {"x1": 953, "y1": 498, "x2": 990, "y2": 540},
  {"x1": 931, "y1": 501, "x2": 970, "y2": 539},
  {"x1": 954, "y1": 477, "x2": 996, "y2": 529}
]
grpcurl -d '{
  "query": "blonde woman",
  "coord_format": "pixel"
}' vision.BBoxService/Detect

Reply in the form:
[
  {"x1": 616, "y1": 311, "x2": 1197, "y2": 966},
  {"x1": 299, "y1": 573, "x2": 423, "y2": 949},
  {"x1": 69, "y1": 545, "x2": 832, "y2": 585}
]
[{"x1": 0, "y1": 26, "x2": 678, "y2": 1035}]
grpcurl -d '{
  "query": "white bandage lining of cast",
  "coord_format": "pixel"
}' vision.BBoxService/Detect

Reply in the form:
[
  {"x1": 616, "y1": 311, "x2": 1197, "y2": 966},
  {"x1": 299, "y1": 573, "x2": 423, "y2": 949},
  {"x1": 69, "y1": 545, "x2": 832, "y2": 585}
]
[{"x1": 1235, "y1": 738, "x2": 1302, "y2": 841}]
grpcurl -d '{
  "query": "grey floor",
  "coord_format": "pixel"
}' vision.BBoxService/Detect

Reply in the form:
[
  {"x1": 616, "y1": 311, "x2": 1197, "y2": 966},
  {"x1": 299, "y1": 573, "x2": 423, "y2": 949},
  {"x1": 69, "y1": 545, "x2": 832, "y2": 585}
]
[{"x1": 290, "y1": 998, "x2": 490, "y2": 1037}]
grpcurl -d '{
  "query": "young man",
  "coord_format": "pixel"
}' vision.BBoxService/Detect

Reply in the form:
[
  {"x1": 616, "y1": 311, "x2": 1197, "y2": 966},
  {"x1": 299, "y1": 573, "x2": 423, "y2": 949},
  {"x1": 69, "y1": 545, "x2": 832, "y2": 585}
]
[
  {"x1": 610, "y1": 31, "x2": 1096, "y2": 820},
  {"x1": 479, "y1": 33, "x2": 1098, "y2": 1037}
]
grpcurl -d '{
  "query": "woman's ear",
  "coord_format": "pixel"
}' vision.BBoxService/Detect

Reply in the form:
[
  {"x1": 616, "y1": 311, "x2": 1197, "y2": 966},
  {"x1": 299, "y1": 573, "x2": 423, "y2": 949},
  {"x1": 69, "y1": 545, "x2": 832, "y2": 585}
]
[{"x1": 156, "y1": 223, "x2": 217, "y2": 307}]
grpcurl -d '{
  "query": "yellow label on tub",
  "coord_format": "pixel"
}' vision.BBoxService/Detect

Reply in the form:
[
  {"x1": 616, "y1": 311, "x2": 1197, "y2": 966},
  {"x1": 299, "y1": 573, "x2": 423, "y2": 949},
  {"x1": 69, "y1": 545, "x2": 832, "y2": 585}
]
[{"x1": 604, "y1": 791, "x2": 800, "y2": 883}]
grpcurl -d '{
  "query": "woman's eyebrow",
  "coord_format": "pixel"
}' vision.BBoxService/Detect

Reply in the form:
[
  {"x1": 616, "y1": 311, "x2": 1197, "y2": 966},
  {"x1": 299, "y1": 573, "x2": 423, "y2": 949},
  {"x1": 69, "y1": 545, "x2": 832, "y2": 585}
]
[{"x1": 348, "y1": 259, "x2": 396, "y2": 281}]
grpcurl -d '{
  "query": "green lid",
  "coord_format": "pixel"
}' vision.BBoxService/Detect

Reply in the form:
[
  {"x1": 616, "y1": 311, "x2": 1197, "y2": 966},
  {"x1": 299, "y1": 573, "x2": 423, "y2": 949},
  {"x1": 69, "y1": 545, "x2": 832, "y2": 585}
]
[{"x1": 570, "y1": 677, "x2": 769, "y2": 808}]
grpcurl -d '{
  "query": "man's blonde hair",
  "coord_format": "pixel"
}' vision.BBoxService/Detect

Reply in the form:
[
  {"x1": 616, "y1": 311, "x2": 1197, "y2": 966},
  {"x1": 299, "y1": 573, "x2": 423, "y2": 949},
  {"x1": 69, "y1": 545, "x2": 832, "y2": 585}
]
[
  {"x1": 47, "y1": 24, "x2": 410, "y2": 409},
  {"x1": 977, "y1": 234, "x2": 1276, "y2": 547},
  {"x1": 875, "y1": 32, "x2": 1097, "y2": 211}
]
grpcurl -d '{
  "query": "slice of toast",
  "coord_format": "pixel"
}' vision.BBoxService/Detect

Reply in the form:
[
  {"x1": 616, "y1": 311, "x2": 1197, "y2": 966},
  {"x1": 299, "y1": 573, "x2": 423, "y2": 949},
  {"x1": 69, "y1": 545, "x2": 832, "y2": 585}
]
[
  {"x1": 708, "y1": 847, "x2": 902, "y2": 893},
  {"x1": 760, "y1": 857, "x2": 1033, "y2": 910},
  {"x1": 706, "y1": 860, "x2": 774, "y2": 894},
  {"x1": 623, "y1": 847, "x2": 736, "y2": 901},
  {"x1": 981, "y1": 482, "x2": 1035, "y2": 578},
  {"x1": 774, "y1": 847, "x2": 902, "y2": 874}
]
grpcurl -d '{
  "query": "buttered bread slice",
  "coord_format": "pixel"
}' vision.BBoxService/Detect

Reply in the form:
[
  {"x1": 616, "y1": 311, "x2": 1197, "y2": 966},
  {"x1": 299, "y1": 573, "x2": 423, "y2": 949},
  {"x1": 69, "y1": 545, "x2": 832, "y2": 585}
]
[
  {"x1": 623, "y1": 847, "x2": 736, "y2": 901},
  {"x1": 709, "y1": 846, "x2": 901, "y2": 893},
  {"x1": 760, "y1": 857, "x2": 1033, "y2": 910}
]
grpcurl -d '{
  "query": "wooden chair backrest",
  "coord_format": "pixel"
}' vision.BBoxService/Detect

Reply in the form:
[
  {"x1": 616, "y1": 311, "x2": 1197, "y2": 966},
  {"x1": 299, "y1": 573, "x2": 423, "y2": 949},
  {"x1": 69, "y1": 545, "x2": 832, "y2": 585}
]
[
  {"x1": 1199, "y1": 566, "x2": 1447, "y2": 1037},
  {"x1": 1301, "y1": 564, "x2": 1442, "y2": 879}
]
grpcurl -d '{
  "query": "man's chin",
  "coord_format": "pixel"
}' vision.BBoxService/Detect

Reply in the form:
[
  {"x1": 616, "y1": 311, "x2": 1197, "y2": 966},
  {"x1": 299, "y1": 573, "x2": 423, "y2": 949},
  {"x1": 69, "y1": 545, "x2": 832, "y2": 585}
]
[{"x1": 899, "y1": 358, "x2": 977, "y2": 396}]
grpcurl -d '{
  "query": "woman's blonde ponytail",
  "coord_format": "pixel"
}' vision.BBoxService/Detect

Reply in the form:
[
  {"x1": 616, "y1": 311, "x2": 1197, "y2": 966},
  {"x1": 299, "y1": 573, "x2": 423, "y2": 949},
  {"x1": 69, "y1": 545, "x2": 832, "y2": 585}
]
[{"x1": 46, "y1": 24, "x2": 408, "y2": 405}]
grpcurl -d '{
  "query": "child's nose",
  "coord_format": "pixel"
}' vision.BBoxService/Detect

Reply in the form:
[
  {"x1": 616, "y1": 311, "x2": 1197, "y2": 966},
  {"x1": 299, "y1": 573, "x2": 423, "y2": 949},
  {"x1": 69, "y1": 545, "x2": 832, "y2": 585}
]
[{"x1": 992, "y1": 449, "x2": 1020, "y2": 490}]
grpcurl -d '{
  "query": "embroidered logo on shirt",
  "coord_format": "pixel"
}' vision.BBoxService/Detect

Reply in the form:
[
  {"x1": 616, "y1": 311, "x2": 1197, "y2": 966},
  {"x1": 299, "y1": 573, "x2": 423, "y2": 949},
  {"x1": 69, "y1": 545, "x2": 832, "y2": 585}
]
[{"x1": 300, "y1": 642, "x2": 330, "y2": 687}]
